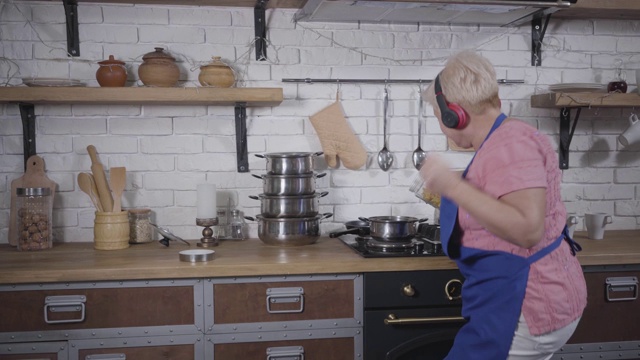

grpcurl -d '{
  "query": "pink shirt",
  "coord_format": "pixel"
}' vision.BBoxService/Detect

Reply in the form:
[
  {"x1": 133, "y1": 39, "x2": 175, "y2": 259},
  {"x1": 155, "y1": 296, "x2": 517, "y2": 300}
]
[{"x1": 459, "y1": 119, "x2": 587, "y2": 336}]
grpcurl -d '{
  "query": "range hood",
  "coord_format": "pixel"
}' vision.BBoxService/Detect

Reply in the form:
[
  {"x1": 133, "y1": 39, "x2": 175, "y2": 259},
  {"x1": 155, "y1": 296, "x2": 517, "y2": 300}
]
[{"x1": 294, "y1": 0, "x2": 576, "y2": 27}]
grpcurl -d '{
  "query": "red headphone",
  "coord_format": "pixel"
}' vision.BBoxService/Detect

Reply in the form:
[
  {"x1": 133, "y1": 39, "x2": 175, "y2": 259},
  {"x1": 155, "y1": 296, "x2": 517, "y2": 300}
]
[{"x1": 434, "y1": 73, "x2": 468, "y2": 129}]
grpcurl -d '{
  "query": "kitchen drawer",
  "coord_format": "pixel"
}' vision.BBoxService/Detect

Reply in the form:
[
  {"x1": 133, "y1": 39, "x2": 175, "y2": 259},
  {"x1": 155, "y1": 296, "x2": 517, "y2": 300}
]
[
  {"x1": 0, "y1": 341, "x2": 68, "y2": 360},
  {"x1": 207, "y1": 274, "x2": 363, "y2": 333},
  {"x1": 69, "y1": 334, "x2": 204, "y2": 360},
  {"x1": 568, "y1": 269, "x2": 639, "y2": 344},
  {"x1": 206, "y1": 328, "x2": 363, "y2": 359},
  {"x1": 0, "y1": 279, "x2": 204, "y2": 343}
]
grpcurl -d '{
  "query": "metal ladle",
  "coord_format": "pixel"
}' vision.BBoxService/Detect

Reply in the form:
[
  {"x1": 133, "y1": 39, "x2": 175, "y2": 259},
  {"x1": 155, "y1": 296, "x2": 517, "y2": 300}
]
[
  {"x1": 377, "y1": 87, "x2": 393, "y2": 171},
  {"x1": 412, "y1": 91, "x2": 427, "y2": 170}
]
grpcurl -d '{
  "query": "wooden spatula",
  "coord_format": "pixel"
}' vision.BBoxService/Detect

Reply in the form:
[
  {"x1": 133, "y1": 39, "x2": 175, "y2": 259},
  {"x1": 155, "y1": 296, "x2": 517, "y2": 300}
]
[
  {"x1": 109, "y1": 167, "x2": 126, "y2": 213},
  {"x1": 77, "y1": 172, "x2": 103, "y2": 212}
]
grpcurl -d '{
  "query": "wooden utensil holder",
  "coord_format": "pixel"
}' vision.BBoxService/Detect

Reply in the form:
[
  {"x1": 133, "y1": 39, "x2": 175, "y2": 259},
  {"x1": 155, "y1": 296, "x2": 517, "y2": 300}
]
[{"x1": 94, "y1": 211, "x2": 130, "y2": 250}]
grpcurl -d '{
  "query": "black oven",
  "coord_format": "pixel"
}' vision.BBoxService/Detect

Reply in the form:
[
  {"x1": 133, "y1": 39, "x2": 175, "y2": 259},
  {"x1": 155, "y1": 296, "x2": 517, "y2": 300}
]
[{"x1": 363, "y1": 269, "x2": 466, "y2": 360}]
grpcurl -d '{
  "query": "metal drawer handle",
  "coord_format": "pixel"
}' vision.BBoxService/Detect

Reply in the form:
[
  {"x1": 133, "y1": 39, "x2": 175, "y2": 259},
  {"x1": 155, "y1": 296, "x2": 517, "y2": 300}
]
[
  {"x1": 266, "y1": 287, "x2": 304, "y2": 314},
  {"x1": 44, "y1": 295, "x2": 86, "y2": 324},
  {"x1": 266, "y1": 346, "x2": 304, "y2": 360},
  {"x1": 86, "y1": 354, "x2": 126, "y2": 360},
  {"x1": 384, "y1": 313, "x2": 465, "y2": 325},
  {"x1": 606, "y1": 276, "x2": 638, "y2": 302}
]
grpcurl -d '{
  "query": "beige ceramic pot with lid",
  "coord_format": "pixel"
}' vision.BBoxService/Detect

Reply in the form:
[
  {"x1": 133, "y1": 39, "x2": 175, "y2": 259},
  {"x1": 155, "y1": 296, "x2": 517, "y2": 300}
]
[
  {"x1": 138, "y1": 47, "x2": 180, "y2": 87},
  {"x1": 198, "y1": 56, "x2": 235, "y2": 88}
]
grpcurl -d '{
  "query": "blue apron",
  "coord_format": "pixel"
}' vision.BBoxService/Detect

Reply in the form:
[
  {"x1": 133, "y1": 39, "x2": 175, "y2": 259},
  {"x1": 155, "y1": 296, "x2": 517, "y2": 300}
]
[{"x1": 440, "y1": 113, "x2": 582, "y2": 360}]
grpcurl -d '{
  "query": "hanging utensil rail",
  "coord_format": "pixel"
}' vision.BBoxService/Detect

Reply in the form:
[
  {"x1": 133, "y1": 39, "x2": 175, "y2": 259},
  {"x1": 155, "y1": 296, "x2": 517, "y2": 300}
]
[{"x1": 282, "y1": 78, "x2": 524, "y2": 84}]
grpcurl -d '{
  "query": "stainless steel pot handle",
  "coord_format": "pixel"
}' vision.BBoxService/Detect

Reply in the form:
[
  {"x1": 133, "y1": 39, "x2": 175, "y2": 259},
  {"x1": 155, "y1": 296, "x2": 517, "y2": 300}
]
[
  {"x1": 255, "y1": 153, "x2": 266, "y2": 159},
  {"x1": 249, "y1": 195, "x2": 260, "y2": 200},
  {"x1": 313, "y1": 151, "x2": 324, "y2": 156},
  {"x1": 358, "y1": 217, "x2": 370, "y2": 223},
  {"x1": 244, "y1": 216, "x2": 256, "y2": 222},
  {"x1": 315, "y1": 172, "x2": 327, "y2": 179},
  {"x1": 317, "y1": 191, "x2": 329, "y2": 198},
  {"x1": 319, "y1": 212, "x2": 333, "y2": 220},
  {"x1": 252, "y1": 174, "x2": 264, "y2": 179}
]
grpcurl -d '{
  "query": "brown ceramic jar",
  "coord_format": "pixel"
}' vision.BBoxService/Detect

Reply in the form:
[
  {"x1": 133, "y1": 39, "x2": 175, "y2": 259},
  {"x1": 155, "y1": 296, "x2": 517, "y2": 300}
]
[
  {"x1": 138, "y1": 47, "x2": 180, "y2": 87},
  {"x1": 198, "y1": 56, "x2": 235, "y2": 88},
  {"x1": 96, "y1": 55, "x2": 127, "y2": 87}
]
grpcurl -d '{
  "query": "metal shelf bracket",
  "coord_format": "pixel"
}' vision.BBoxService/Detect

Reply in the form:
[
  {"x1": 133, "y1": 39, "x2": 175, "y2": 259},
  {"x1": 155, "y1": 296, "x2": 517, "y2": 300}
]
[
  {"x1": 254, "y1": 0, "x2": 268, "y2": 61},
  {"x1": 559, "y1": 107, "x2": 581, "y2": 169},
  {"x1": 235, "y1": 102, "x2": 249, "y2": 173},
  {"x1": 62, "y1": 0, "x2": 80, "y2": 57},
  {"x1": 531, "y1": 14, "x2": 551, "y2": 66},
  {"x1": 19, "y1": 103, "x2": 36, "y2": 171}
]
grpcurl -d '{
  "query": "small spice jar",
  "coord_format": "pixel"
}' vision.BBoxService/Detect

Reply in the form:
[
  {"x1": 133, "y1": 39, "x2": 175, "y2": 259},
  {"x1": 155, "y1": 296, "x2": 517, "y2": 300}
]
[
  {"x1": 128, "y1": 208, "x2": 153, "y2": 244},
  {"x1": 15, "y1": 187, "x2": 53, "y2": 251}
]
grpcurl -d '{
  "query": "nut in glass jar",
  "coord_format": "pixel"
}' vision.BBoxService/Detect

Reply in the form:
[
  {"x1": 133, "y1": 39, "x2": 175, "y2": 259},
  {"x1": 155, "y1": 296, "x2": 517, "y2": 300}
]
[
  {"x1": 16, "y1": 187, "x2": 53, "y2": 251},
  {"x1": 128, "y1": 208, "x2": 153, "y2": 244}
]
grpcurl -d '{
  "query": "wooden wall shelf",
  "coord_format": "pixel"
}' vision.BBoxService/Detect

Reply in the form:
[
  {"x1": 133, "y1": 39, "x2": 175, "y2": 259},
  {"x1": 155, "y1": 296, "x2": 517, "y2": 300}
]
[
  {"x1": 531, "y1": 91, "x2": 640, "y2": 169},
  {"x1": 531, "y1": 92, "x2": 640, "y2": 109},
  {"x1": 0, "y1": 87, "x2": 283, "y2": 107},
  {"x1": 0, "y1": 87, "x2": 284, "y2": 173}
]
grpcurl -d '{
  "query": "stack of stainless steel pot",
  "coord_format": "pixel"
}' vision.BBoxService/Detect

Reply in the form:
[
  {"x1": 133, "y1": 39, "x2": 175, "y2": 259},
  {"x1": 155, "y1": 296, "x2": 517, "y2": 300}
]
[{"x1": 247, "y1": 152, "x2": 332, "y2": 246}]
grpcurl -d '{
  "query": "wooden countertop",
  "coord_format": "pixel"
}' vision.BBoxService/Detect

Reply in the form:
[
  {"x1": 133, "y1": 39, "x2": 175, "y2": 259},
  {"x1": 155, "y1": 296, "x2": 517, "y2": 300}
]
[{"x1": 1, "y1": 231, "x2": 639, "y2": 285}]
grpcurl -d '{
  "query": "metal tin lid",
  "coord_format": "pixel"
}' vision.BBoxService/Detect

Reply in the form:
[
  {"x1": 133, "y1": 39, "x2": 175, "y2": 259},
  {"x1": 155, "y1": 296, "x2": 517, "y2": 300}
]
[{"x1": 16, "y1": 187, "x2": 51, "y2": 196}]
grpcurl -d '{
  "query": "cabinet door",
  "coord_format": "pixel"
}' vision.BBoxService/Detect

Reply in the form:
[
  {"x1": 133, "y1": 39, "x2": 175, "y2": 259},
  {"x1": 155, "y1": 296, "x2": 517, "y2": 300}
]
[{"x1": 568, "y1": 270, "x2": 639, "y2": 343}]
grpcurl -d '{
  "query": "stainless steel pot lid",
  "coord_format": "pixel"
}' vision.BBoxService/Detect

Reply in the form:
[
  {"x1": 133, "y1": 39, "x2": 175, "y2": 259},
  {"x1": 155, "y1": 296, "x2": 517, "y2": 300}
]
[
  {"x1": 150, "y1": 223, "x2": 190, "y2": 247},
  {"x1": 255, "y1": 151, "x2": 323, "y2": 158},
  {"x1": 246, "y1": 213, "x2": 333, "y2": 222}
]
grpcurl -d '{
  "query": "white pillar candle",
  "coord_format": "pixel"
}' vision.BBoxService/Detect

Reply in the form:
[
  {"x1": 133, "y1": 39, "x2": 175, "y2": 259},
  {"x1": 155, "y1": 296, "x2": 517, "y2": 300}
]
[{"x1": 196, "y1": 184, "x2": 217, "y2": 219}]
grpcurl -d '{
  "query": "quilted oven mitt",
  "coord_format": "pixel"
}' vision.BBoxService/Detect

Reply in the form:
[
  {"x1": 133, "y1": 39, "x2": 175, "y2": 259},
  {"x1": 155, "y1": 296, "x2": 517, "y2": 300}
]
[{"x1": 309, "y1": 98, "x2": 367, "y2": 170}]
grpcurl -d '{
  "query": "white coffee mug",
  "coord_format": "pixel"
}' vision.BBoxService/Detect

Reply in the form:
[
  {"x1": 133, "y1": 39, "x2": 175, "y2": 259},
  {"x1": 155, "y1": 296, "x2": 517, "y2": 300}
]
[
  {"x1": 618, "y1": 113, "x2": 640, "y2": 147},
  {"x1": 585, "y1": 213, "x2": 612, "y2": 240},
  {"x1": 566, "y1": 215, "x2": 579, "y2": 239}
]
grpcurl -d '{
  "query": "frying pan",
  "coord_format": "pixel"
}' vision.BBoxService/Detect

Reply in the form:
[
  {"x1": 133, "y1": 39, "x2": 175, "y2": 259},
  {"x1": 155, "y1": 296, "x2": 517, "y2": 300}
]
[{"x1": 329, "y1": 220, "x2": 370, "y2": 238}]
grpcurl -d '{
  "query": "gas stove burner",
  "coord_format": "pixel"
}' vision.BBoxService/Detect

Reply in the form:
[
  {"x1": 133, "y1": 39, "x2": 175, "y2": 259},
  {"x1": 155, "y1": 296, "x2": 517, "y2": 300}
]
[
  {"x1": 338, "y1": 234, "x2": 445, "y2": 258},
  {"x1": 365, "y1": 238, "x2": 416, "y2": 253}
]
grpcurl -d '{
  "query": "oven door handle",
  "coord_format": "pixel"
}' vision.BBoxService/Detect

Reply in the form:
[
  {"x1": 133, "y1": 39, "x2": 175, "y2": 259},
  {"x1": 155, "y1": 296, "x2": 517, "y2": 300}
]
[{"x1": 384, "y1": 313, "x2": 466, "y2": 325}]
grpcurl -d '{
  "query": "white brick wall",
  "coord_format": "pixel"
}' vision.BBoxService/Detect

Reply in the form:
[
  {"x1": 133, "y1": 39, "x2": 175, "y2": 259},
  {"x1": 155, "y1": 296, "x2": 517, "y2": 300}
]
[{"x1": 1, "y1": 1, "x2": 640, "y2": 244}]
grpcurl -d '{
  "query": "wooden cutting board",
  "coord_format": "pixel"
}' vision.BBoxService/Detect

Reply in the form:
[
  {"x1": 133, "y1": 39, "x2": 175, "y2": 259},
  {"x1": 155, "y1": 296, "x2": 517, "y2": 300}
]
[{"x1": 8, "y1": 155, "x2": 57, "y2": 246}]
